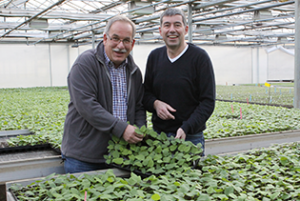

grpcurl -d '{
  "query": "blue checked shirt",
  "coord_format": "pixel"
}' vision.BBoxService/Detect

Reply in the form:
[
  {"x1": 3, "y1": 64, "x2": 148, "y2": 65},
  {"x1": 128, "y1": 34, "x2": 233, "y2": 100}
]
[{"x1": 104, "y1": 52, "x2": 128, "y2": 122}]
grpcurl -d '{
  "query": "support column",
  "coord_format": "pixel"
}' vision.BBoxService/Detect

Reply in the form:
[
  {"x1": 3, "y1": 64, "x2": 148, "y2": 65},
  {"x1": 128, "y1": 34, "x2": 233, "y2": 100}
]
[
  {"x1": 48, "y1": 44, "x2": 53, "y2": 87},
  {"x1": 294, "y1": 0, "x2": 300, "y2": 108},
  {"x1": 257, "y1": 47, "x2": 259, "y2": 84},
  {"x1": 92, "y1": 31, "x2": 95, "y2": 49},
  {"x1": 187, "y1": 3, "x2": 193, "y2": 43},
  {"x1": 67, "y1": 44, "x2": 70, "y2": 72}
]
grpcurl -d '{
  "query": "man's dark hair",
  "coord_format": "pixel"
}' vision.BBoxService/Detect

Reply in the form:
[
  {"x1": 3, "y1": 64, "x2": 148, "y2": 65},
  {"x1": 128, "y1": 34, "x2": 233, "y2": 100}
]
[{"x1": 160, "y1": 8, "x2": 187, "y2": 26}]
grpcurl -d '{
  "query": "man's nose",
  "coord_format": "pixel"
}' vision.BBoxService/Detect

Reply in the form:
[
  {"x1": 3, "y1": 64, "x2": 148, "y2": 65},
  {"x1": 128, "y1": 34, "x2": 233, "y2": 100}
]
[
  {"x1": 117, "y1": 40, "x2": 126, "y2": 48},
  {"x1": 169, "y1": 24, "x2": 176, "y2": 32}
]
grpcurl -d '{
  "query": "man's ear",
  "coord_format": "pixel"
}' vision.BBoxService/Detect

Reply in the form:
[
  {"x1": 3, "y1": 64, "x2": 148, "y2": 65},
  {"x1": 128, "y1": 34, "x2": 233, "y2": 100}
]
[
  {"x1": 103, "y1": 33, "x2": 108, "y2": 45},
  {"x1": 131, "y1": 39, "x2": 136, "y2": 48}
]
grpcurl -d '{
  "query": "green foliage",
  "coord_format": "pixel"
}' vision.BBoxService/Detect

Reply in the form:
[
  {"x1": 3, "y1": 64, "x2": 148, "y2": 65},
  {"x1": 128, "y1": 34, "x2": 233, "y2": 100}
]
[
  {"x1": 6, "y1": 134, "x2": 49, "y2": 147},
  {"x1": 0, "y1": 87, "x2": 68, "y2": 148},
  {"x1": 216, "y1": 85, "x2": 294, "y2": 106},
  {"x1": 1, "y1": 87, "x2": 300, "y2": 150},
  {"x1": 3, "y1": 87, "x2": 300, "y2": 200},
  {"x1": 105, "y1": 127, "x2": 202, "y2": 176},
  {"x1": 10, "y1": 142, "x2": 300, "y2": 201},
  {"x1": 204, "y1": 101, "x2": 300, "y2": 139}
]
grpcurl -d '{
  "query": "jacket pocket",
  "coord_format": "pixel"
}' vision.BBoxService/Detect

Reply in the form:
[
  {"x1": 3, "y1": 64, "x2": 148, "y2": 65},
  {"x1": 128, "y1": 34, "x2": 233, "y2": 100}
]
[
  {"x1": 78, "y1": 120, "x2": 91, "y2": 139},
  {"x1": 70, "y1": 116, "x2": 91, "y2": 140}
]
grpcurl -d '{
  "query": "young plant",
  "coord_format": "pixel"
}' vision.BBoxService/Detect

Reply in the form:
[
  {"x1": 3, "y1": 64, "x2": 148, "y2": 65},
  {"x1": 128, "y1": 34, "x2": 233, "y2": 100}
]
[{"x1": 105, "y1": 127, "x2": 202, "y2": 176}]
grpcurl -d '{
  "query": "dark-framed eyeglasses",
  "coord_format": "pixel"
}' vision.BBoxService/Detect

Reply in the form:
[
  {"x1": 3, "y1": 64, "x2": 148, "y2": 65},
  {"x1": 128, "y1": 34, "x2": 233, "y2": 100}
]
[{"x1": 107, "y1": 34, "x2": 133, "y2": 46}]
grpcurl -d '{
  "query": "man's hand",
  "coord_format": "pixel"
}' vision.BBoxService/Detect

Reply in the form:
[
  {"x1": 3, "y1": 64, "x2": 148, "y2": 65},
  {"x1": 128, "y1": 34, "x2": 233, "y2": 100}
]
[
  {"x1": 154, "y1": 100, "x2": 176, "y2": 120},
  {"x1": 122, "y1": 125, "x2": 144, "y2": 144},
  {"x1": 175, "y1": 128, "x2": 186, "y2": 140}
]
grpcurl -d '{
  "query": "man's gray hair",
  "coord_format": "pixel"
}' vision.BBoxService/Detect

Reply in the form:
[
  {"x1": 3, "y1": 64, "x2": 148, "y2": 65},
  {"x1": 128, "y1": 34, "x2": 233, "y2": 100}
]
[
  {"x1": 160, "y1": 8, "x2": 187, "y2": 26},
  {"x1": 105, "y1": 15, "x2": 136, "y2": 38}
]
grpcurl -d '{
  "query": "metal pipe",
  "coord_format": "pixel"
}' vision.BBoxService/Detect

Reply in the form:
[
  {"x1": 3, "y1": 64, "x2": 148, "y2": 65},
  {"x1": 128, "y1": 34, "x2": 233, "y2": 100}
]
[
  {"x1": 92, "y1": 31, "x2": 95, "y2": 49},
  {"x1": 67, "y1": 44, "x2": 70, "y2": 72},
  {"x1": 29, "y1": 0, "x2": 197, "y2": 45},
  {"x1": 294, "y1": 0, "x2": 300, "y2": 108},
  {"x1": 193, "y1": 1, "x2": 295, "y2": 23},
  {"x1": 188, "y1": 3, "x2": 193, "y2": 43},
  {"x1": 257, "y1": 46, "x2": 259, "y2": 84},
  {"x1": 193, "y1": 0, "x2": 274, "y2": 18},
  {"x1": 0, "y1": 0, "x2": 66, "y2": 38},
  {"x1": 48, "y1": 43, "x2": 52, "y2": 87}
]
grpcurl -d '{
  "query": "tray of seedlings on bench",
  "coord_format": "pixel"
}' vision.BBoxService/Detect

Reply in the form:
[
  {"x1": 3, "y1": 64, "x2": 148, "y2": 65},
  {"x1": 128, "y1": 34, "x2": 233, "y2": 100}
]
[
  {"x1": 0, "y1": 134, "x2": 61, "y2": 154},
  {"x1": 105, "y1": 126, "x2": 203, "y2": 178}
]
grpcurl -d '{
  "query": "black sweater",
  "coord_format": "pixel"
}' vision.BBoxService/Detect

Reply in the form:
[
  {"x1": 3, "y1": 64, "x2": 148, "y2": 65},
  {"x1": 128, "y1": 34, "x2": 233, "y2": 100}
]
[{"x1": 143, "y1": 43, "x2": 215, "y2": 134}]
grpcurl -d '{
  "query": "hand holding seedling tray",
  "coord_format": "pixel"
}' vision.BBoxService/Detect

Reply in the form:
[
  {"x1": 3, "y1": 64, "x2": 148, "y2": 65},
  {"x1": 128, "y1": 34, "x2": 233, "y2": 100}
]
[{"x1": 104, "y1": 126, "x2": 203, "y2": 177}]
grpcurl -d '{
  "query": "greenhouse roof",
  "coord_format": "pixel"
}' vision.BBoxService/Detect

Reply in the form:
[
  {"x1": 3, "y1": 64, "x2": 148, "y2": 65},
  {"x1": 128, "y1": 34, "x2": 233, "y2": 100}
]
[{"x1": 0, "y1": 0, "x2": 296, "y2": 47}]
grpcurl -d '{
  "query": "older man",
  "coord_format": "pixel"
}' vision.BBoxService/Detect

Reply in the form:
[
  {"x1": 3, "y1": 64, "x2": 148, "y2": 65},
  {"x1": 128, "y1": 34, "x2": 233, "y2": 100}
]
[{"x1": 61, "y1": 15, "x2": 146, "y2": 173}]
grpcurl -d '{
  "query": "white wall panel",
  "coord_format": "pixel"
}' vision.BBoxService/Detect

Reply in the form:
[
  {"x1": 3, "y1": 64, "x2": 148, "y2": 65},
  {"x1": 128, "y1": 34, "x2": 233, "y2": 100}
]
[
  {"x1": 0, "y1": 44, "x2": 50, "y2": 88},
  {"x1": 69, "y1": 47, "x2": 80, "y2": 72},
  {"x1": 132, "y1": 43, "x2": 163, "y2": 78},
  {"x1": 50, "y1": 44, "x2": 70, "y2": 87},
  {"x1": 0, "y1": 43, "x2": 295, "y2": 88},
  {"x1": 78, "y1": 45, "x2": 92, "y2": 55},
  {"x1": 251, "y1": 47, "x2": 268, "y2": 84},
  {"x1": 204, "y1": 46, "x2": 252, "y2": 85},
  {"x1": 259, "y1": 48, "x2": 268, "y2": 84},
  {"x1": 267, "y1": 48, "x2": 294, "y2": 81}
]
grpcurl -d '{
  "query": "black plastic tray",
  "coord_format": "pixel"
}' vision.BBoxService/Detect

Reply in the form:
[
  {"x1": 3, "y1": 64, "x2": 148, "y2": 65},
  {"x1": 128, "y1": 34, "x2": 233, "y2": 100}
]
[
  {"x1": 0, "y1": 143, "x2": 61, "y2": 154},
  {"x1": 8, "y1": 188, "x2": 19, "y2": 201},
  {"x1": 106, "y1": 163, "x2": 154, "y2": 178},
  {"x1": 106, "y1": 156, "x2": 201, "y2": 179}
]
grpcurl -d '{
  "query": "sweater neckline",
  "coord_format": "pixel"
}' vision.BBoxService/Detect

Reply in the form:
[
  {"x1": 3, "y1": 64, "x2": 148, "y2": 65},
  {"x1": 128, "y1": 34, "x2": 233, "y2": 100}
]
[{"x1": 168, "y1": 44, "x2": 189, "y2": 63}]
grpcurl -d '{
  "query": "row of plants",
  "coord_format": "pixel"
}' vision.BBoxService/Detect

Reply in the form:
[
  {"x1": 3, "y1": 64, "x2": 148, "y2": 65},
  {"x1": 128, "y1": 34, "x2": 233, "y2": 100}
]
[
  {"x1": 206, "y1": 101, "x2": 300, "y2": 139},
  {"x1": 0, "y1": 87, "x2": 68, "y2": 149},
  {"x1": 10, "y1": 141, "x2": 300, "y2": 200},
  {"x1": 1, "y1": 87, "x2": 300, "y2": 149},
  {"x1": 216, "y1": 85, "x2": 294, "y2": 106},
  {"x1": 3, "y1": 87, "x2": 300, "y2": 200}
]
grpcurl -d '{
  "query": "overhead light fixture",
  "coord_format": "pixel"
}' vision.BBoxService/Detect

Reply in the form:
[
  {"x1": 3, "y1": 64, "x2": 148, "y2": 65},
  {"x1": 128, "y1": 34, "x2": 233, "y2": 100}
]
[
  {"x1": 49, "y1": 31, "x2": 64, "y2": 39},
  {"x1": 195, "y1": 25, "x2": 213, "y2": 35},
  {"x1": 140, "y1": 32, "x2": 154, "y2": 39},
  {"x1": 130, "y1": 1, "x2": 154, "y2": 15},
  {"x1": 215, "y1": 34, "x2": 227, "y2": 40},
  {"x1": 253, "y1": 10, "x2": 272, "y2": 20},
  {"x1": 29, "y1": 19, "x2": 48, "y2": 29},
  {"x1": 277, "y1": 37, "x2": 288, "y2": 43},
  {"x1": 71, "y1": 41, "x2": 79, "y2": 48}
]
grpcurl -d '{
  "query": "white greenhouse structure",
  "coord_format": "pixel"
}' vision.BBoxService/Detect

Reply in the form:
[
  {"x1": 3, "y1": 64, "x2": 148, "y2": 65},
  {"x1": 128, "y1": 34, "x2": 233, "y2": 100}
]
[{"x1": 2, "y1": 1, "x2": 300, "y2": 200}]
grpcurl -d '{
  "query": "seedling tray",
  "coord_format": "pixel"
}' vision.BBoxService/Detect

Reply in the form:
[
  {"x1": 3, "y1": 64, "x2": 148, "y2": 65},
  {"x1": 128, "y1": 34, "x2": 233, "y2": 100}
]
[
  {"x1": 0, "y1": 143, "x2": 60, "y2": 154},
  {"x1": 7, "y1": 168, "x2": 131, "y2": 201},
  {"x1": 106, "y1": 162, "x2": 153, "y2": 178},
  {"x1": 8, "y1": 188, "x2": 19, "y2": 201},
  {"x1": 51, "y1": 146, "x2": 61, "y2": 155},
  {"x1": 106, "y1": 156, "x2": 201, "y2": 179}
]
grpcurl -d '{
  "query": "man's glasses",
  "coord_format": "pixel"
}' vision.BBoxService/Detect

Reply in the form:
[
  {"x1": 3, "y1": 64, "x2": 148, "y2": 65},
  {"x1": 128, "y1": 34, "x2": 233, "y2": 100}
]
[{"x1": 107, "y1": 34, "x2": 133, "y2": 46}]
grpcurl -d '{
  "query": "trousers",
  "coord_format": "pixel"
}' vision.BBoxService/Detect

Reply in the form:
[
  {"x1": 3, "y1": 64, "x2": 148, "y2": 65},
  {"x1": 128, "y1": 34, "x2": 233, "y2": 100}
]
[{"x1": 61, "y1": 154, "x2": 108, "y2": 174}]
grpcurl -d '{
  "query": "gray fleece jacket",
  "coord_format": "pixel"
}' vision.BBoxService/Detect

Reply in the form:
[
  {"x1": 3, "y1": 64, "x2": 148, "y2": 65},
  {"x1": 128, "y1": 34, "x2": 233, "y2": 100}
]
[{"x1": 61, "y1": 41, "x2": 146, "y2": 163}]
